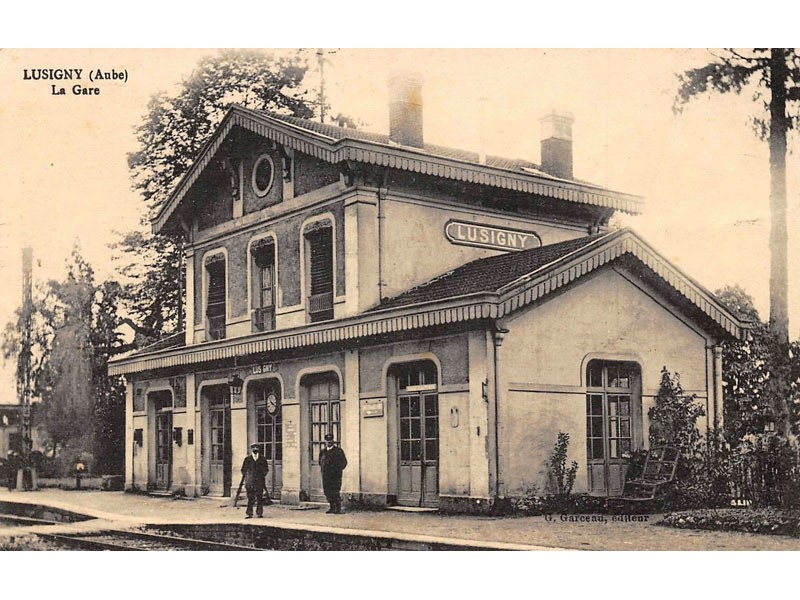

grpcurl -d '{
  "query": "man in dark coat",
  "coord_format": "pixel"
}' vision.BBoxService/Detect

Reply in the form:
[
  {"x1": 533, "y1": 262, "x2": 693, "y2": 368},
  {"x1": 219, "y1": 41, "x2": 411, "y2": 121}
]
[
  {"x1": 241, "y1": 444, "x2": 269, "y2": 518},
  {"x1": 319, "y1": 433, "x2": 347, "y2": 514}
]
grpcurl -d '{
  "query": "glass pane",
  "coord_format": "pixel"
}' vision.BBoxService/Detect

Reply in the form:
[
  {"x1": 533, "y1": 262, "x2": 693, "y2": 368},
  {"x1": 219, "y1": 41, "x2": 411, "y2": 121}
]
[
  {"x1": 610, "y1": 440, "x2": 618, "y2": 458},
  {"x1": 608, "y1": 397, "x2": 618, "y2": 416},
  {"x1": 592, "y1": 438, "x2": 604, "y2": 459},
  {"x1": 620, "y1": 419, "x2": 631, "y2": 438},
  {"x1": 424, "y1": 395, "x2": 438, "y2": 416},
  {"x1": 331, "y1": 402, "x2": 340, "y2": 422},
  {"x1": 410, "y1": 397, "x2": 420, "y2": 416},
  {"x1": 410, "y1": 419, "x2": 421, "y2": 439},
  {"x1": 425, "y1": 439, "x2": 438, "y2": 462},
  {"x1": 401, "y1": 441, "x2": 410, "y2": 461},
  {"x1": 586, "y1": 439, "x2": 593, "y2": 459},
  {"x1": 609, "y1": 419, "x2": 619, "y2": 438},
  {"x1": 400, "y1": 419, "x2": 410, "y2": 440},
  {"x1": 590, "y1": 395, "x2": 603, "y2": 415},
  {"x1": 620, "y1": 439, "x2": 631, "y2": 456},
  {"x1": 619, "y1": 398, "x2": 630, "y2": 416},
  {"x1": 400, "y1": 399, "x2": 409, "y2": 418},
  {"x1": 411, "y1": 440, "x2": 422, "y2": 461},
  {"x1": 425, "y1": 417, "x2": 437, "y2": 439},
  {"x1": 588, "y1": 364, "x2": 603, "y2": 387},
  {"x1": 591, "y1": 417, "x2": 603, "y2": 436}
]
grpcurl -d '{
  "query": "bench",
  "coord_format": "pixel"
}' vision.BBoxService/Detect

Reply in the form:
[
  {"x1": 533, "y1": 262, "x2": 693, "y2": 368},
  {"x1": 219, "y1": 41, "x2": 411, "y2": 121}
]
[{"x1": 608, "y1": 446, "x2": 679, "y2": 511}]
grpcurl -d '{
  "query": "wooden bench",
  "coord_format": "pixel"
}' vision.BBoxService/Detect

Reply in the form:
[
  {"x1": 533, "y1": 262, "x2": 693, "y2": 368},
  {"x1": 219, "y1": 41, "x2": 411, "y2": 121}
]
[{"x1": 608, "y1": 446, "x2": 679, "y2": 511}]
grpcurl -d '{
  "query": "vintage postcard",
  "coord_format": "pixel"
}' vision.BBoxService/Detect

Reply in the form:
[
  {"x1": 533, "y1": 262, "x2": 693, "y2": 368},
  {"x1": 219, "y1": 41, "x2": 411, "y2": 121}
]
[{"x1": 1, "y1": 47, "x2": 798, "y2": 572}]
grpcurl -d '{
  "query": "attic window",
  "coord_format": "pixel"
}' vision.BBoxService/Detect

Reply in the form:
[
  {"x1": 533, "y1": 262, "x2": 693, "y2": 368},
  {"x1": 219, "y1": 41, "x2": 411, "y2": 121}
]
[{"x1": 252, "y1": 154, "x2": 275, "y2": 197}]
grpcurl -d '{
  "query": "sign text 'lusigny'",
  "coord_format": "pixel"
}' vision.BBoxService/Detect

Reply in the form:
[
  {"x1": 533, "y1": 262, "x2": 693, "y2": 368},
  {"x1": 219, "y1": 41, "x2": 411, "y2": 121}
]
[{"x1": 444, "y1": 220, "x2": 541, "y2": 252}]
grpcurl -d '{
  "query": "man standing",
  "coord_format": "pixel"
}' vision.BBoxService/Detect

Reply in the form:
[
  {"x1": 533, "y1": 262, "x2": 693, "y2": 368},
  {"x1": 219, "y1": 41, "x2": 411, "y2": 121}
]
[
  {"x1": 319, "y1": 433, "x2": 347, "y2": 514},
  {"x1": 241, "y1": 444, "x2": 269, "y2": 519}
]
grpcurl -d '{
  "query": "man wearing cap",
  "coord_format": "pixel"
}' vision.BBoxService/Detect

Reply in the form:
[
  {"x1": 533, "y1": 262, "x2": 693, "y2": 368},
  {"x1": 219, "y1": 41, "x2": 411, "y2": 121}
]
[
  {"x1": 319, "y1": 433, "x2": 347, "y2": 514},
  {"x1": 241, "y1": 444, "x2": 269, "y2": 518}
]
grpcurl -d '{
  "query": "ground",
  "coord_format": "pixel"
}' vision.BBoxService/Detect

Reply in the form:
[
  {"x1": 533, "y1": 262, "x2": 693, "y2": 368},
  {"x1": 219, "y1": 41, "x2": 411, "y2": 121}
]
[{"x1": 1, "y1": 488, "x2": 799, "y2": 550}]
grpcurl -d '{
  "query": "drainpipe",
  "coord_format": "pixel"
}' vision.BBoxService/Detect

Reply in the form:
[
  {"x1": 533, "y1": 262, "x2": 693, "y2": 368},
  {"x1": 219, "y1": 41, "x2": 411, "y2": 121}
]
[
  {"x1": 377, "y1": 170, "x2": 389, "y2": 302},
  {"x1": 712, "y1": 345, "x2": 723, "y2": 442},
  {"x1": 493, "y1": 325, "x2": 509, "y2": 500}
]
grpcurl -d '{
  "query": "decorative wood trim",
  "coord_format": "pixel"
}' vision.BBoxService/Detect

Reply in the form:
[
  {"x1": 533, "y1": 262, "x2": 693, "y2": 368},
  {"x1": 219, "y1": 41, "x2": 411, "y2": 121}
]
[{"x1": 153, "y1": 107, "x2": 644, "y2": 232}]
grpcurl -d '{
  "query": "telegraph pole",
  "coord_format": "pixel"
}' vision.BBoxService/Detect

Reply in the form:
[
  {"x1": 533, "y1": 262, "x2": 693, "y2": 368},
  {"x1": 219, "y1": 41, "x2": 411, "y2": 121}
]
[{"x1": 17, "y1": 246, "x2": 37, "y2": 490}]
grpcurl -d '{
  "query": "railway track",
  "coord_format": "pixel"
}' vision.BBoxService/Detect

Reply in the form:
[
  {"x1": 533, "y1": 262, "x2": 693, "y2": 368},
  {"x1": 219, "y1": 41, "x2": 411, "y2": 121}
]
[
  {"x1": 36, "y1": 529, "x2": 264, "y2": 551},
  {"x1": 1, "y1": 512, "x2": 261, "y2": 550}
]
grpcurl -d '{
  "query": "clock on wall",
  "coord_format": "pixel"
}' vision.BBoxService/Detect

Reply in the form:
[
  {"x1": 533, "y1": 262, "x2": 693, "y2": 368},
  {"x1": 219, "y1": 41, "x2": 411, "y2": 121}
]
[{"x1": 266, "y1": 392, "x2": 279, "y2": 415}]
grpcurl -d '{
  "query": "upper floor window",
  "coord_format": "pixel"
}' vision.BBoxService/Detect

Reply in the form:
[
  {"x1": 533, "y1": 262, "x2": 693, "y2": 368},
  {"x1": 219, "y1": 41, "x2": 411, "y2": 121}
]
[
  {"x1": 252, "y1": 154, "x2": 275, "y2": 197},
  {"x1": 205, "y1": 254, "x2": 226, "y2": 341},
  {"x1": 251, "y1": 238, "x2": 276, "y2": 333},
  {"x1": 304, "y1": 221, "x2": 334, "y2": 323}
]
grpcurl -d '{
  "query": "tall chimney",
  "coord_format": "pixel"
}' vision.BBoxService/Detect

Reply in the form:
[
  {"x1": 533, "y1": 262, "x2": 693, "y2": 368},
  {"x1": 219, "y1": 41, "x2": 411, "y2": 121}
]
[
  {"x1": 388, "y1": 72, "x2": 423, "y2": 148},
  {"x1": 539, "y1": 110, "x2": 574, "y2": 179},
  {"x1": 477, "y1": 96, "x2": 488, "y2": 164}
]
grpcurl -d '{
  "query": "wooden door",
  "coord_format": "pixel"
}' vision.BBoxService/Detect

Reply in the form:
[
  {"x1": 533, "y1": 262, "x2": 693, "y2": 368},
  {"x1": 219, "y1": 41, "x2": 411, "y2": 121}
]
[
  {"x1": 255, "y1": 383, "x2": 283, "y2": 499},
  {"x1": 208, "y1": 398, "x2": 231, "y2": 496},
  {"x1": 155, "y1": 411, "x2": 172, "y2": 491},
  {"x1": 398, "y1": 392, "x2": 439, "y2": 507},
  {"x1": 586, "y1": 362, "x2": 638, "y2": 496},
  {"x1": 307, "y1": 376, "x2": 341, "y2": 502}
]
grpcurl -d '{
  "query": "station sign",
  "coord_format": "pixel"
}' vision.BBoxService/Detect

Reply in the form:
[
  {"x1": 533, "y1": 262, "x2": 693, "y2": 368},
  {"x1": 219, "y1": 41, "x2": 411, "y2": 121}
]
[
  {"x1": 444, "y1": 220, "x2": 541, "y2": 252},
  {"x1": 251, "y1": 363, "x2": 277, "y2": 375}
]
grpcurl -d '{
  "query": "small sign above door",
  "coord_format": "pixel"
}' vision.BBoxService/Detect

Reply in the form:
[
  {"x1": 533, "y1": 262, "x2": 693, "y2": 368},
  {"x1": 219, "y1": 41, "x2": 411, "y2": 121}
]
[
  {"x1": 252, "y1": 363, "x2": 277, "y2": 375},
  {"x1": 362, "y1": 399, "x2": 384, "y2": 418},
  {"x1": 444, "y1": 220, "x2": 541, "y2": 252}
]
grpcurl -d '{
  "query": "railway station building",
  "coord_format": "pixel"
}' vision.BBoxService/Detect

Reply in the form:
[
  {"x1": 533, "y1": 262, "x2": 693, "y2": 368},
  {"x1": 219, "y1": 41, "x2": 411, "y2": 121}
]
[{"x1": 109, "y1": 75, "x2": 746, "y2": 511}]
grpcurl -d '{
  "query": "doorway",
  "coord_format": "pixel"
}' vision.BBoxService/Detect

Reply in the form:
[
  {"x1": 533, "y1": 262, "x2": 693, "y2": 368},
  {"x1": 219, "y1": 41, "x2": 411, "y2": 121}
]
[
  {"x1": 585, "y1": 360, "x2": 642, "y2": 496},
  {"x1": 393, "y1": 361, "x2": 439, "y2": 508},
  {"x1": 302, "y1": 372, "x2": 341, "y2": 502},
  {"x1": 155, "y1": 410, "x2": 172, "y2": 491},
  {"x1": 203, "y1": 384, "x2": 232, "y2": 496},
  {"x1": 249, "y1": 378, "x2": 283, "y2": 499}
]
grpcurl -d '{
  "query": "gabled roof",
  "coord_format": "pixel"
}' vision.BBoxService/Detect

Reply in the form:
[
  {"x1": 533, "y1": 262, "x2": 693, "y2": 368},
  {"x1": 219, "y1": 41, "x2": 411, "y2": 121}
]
[
  {"x1": 372, "y1": 232, "x2": 610, "y2": 311},
  {"x1": 153, "y1": 105, "x2": 644, "y2": 233},
  {"x1": 108, "y1": 229, "x2": 746, "y2": 376}
]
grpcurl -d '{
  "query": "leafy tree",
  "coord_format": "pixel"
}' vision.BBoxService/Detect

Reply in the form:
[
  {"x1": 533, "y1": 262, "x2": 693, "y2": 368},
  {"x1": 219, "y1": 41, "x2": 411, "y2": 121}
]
[
  {"x1": 2, "y1": 245, "x2": 131, "y2": 473},
  {"x1": 674, "y1": 49, "x2": 800, "y2": 343},
  {"x1": 716, "y1": 285, "x2": 800, "y2": 442},
  {"x1": 649, "y1": 367, "x2": 705, "y2": 453},
  {"x1": 119, "y1": 50, "x2": 316, "y2": 344}
]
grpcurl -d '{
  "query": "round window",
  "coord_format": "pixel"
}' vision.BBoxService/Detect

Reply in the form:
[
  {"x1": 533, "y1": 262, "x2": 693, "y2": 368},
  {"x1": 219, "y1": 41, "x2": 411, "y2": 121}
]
[{"x1": 252, "y1": 154, "x2": 275, "y2": 197}]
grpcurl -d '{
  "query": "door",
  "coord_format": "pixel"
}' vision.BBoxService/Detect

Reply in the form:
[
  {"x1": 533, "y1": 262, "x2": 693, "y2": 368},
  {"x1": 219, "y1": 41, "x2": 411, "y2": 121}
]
[
  {"x1": 155, "y1": 410, "x2": 172, "y2": 491},
  {"x1": 398, "y1": 392, "x2": 439, "y2": 507},
  {"x1": 255, "y1": 381, "x2": 282, "y2": 499},
  {"x1": 586, "y1": 361, "x2": 640, "y2": 496},
  {"x1": 307, "y1": 375, "x2": 340, "y2": 502},
  {"x1": 208, "y1": 396, "x2": 232, "y2": 496}
]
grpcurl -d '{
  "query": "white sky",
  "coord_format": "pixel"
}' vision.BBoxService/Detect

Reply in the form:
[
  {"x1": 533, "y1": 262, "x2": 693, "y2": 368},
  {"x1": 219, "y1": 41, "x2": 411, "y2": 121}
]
[{"x1": 1, "y1": 47, "x2": 798, "y2": 397}]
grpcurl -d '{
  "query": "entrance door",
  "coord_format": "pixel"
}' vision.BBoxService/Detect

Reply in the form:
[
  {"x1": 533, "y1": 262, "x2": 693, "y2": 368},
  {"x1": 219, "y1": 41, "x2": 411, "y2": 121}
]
[
  {"x1": 398, "y1": 392, "x2": 439, "y2": 507},
  {"x1": 254, "y1": 381, "x2": 282, "y2": 499},
  {"x1": 395, "y1": 361, "x2": 439, "y2": 508},
  {"x1": 155, "y1": 410, "x2": 172, "y2": 491},
  {"x1": 208, "y1": 395, "x2": 232, "y2": 496},
  {"x1": 307, "y1": 374, "x2": 340, "y2": 502},
  {"x1": 586, "y1": 361, "x2": 640, "y2": 496}
]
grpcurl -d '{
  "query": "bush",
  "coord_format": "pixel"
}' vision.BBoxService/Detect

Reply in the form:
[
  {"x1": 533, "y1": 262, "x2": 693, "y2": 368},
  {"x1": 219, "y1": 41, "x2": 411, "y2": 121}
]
[
  {"x1": 509, "y1": 489, "x2": 607, "y2": 516},
  {"x1": 547, "y1": 432, "x2": 578, "y2": 496},
  {"x1": 733, "y1": 433, "x2": 800, "y2": 508},
  {"x1": 659, "y1": 507, "x2": 800, "y2": 537}
]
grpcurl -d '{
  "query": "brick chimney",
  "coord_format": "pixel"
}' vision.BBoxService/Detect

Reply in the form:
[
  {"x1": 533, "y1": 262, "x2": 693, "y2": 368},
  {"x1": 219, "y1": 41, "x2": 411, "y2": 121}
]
[
  {"x1": 539, "y1": 110, "x2": 574, "y2": 179},
  {"x1": 388, "y1": 72, "x2": 423, "y2": 148}
]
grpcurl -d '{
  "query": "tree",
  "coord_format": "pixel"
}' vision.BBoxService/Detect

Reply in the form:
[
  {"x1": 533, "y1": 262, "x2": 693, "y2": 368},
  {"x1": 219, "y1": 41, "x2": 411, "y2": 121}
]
[
  {"x1": 716, "y1": 284, "x2": 800, "y2": 442},
  {"x1": 674, "y1": 49, "x2": 800, "y2": 343},
  {"x1": 2, "y1": 244, "x2": 132, "y2": 473},
  {"x1": 649, "y1": 367, "x2": 705, "y2": 453},
  {"x1": 119, "y1": 50, "x2": 316, "y2": 343}
]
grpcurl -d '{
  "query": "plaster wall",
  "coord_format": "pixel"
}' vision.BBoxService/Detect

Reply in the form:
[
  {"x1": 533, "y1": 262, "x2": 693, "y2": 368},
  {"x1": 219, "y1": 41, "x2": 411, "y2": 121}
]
[
  {"x1": 498, "y1": 266, "x2": 711, "y2": 496},
  {"x1": 380, "y1": 196, "x2": 584, "y2": 299}
]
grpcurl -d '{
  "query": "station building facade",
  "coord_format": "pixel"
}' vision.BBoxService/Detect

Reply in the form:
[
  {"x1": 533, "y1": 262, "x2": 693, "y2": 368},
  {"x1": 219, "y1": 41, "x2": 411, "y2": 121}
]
[{"x1": 109, "y1": 76, "x2": 746, "y2": 511}]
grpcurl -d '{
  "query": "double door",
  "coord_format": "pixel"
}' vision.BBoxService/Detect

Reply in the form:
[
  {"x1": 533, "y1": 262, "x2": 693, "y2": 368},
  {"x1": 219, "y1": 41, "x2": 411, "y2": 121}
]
[
  {"x1": 586, "y1": 362, "x2": 639, "y2": 496},
  {"x1": 208, "y1": 396, "x2": 232, "y2": 496},
  {"x1": 397, "y1": 392, "x2": 439, "y2": 507},
  {"x1": 255, "y1": 382, "x2": 283, "y2": 499}
]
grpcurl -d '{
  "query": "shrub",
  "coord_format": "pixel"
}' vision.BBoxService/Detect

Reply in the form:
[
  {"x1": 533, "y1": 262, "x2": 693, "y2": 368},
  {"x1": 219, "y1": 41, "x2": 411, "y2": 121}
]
[{"x1": 547, "y1": 432, "x2": 578, "y2": 496}]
